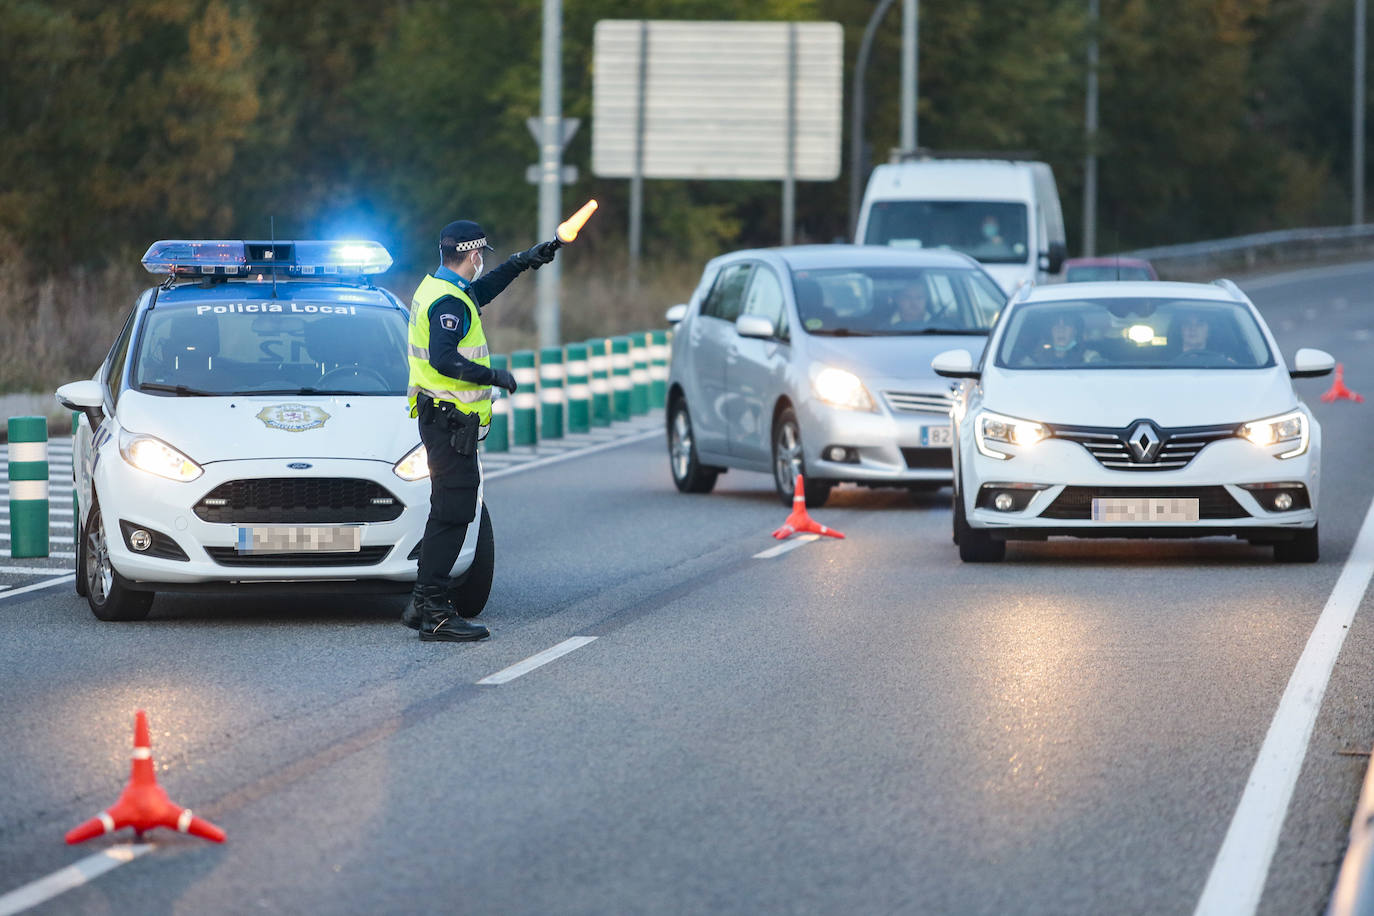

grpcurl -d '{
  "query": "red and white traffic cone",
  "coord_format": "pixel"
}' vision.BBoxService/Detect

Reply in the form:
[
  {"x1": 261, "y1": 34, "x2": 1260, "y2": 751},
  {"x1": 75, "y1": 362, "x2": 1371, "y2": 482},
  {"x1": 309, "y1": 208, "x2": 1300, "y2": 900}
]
[
  {"x1": 1321, "y1": 363, "x2": 1365, "y2": 403},
  {"x1": 772, "y1": 474, "x2": 845, "y2": 540},
  {"x1": 66, "y1": 710, "x2": 225, "y2": 844}
]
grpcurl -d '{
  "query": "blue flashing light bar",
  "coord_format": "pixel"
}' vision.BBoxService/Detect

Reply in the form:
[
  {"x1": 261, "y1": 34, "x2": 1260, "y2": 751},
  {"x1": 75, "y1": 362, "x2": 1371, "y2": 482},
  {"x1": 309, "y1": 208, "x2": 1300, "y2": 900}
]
[{"x1": 141, "y1": 240, "x2": 393, "y2": 277}]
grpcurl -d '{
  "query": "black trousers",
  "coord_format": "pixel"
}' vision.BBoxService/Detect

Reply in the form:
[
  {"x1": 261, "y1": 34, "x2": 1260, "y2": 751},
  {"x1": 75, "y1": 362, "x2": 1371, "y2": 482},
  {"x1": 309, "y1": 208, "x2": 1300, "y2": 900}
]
[{"x1": 416, "y1": 413, "x2": 479, "y2": 587}]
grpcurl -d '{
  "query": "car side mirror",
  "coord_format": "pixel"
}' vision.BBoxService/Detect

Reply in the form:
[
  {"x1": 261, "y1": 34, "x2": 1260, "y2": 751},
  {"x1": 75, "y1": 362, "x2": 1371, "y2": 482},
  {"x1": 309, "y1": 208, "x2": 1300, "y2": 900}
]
[
  {"x1": 931, "y1": 349, "x2": 980, "y2": 379},
  {"x1": 734, "y1": 315, "x2": 775, "y2": 339},
  {"x1": 56, "y1": 379, "x2": 105, "y2": 427},
  {"x1": 1290, "y1": 347, "x2": 1336, "y2": 378},
  {"x1": 1040, "y1": 241, "x2": 1067, "y2": 274},
  {"x1": 665, "y1": 303, "x2": 688, "y2": 325}
]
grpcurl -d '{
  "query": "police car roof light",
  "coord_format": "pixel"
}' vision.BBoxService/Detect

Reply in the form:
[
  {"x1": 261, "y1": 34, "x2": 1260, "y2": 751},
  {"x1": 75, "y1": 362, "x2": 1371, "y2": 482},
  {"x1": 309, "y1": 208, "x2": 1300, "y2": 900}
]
[{"x1": 141, "y1": 240, "x2": 393, "y2": 277}]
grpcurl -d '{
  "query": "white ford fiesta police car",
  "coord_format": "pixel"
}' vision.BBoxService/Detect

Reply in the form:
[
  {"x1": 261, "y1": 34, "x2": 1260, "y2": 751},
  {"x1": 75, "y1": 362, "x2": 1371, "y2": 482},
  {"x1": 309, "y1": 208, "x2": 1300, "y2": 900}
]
[
  {"x1": 55, "y1": 240, "x2": 492, "y2": 620},
  {"x1": 934, "y1": 279, "x2": 1334, "y2": 563}
]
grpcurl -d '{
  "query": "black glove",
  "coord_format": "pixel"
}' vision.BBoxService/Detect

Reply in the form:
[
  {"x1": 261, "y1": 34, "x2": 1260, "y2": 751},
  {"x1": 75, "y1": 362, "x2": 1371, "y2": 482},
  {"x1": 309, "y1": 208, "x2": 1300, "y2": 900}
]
[
  {"x1": 491, "y1": 369, "x2": 518, "y2": 393},
  {"x1": 527, "y1": 240, "x2": 559, "y2": 269}
]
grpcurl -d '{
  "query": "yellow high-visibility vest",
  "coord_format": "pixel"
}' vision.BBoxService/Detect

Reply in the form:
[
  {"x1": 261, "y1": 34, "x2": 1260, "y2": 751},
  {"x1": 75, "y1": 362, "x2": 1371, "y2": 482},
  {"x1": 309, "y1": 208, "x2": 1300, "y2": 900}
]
[{"x1": 407, "y1": 274, "x2": 492, "y2": 424}]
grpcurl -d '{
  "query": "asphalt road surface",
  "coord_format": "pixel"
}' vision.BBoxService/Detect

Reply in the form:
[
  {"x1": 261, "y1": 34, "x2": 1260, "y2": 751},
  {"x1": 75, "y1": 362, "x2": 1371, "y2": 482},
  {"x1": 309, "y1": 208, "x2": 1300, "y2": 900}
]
[{"x1": 2, "y1": 262, "x2": 1374, "y2": 915}]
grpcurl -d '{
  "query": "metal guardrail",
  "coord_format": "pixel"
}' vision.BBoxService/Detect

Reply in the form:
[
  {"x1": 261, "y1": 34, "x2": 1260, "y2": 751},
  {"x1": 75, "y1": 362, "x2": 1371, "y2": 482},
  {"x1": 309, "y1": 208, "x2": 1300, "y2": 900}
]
[{"x1": 1118, "y1": 223, "x2": 1374, "y2": 281}]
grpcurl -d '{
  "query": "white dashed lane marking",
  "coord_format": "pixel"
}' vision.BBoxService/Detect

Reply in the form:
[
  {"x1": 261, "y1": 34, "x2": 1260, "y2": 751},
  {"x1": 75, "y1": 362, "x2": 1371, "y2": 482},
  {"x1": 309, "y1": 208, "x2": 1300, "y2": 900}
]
[
  {"x1": 752, "y1": 534, "x2": 820, "y2": 559},
  {"x1": 0, "y1": 844, "x2": 154, "y2": 916}
]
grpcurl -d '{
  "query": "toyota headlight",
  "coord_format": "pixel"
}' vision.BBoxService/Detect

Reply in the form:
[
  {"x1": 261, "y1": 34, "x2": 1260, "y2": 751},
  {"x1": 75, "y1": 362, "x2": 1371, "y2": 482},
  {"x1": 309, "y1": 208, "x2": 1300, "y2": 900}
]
[
  {"x1": 393, "y1": 443, "x2": 430, "y2": 481},
  {"x1": 810, "y1": 366, "x2": 875, "y2": 412},
  {"x1": 1240, "y1": 409, "x2": 1308, "y2": 459},
  {"x1": 118, "y1": 430, "x2": 203, "y2": 482},
  {"x1": 975, "y1": 410, "x2": 1048, "y2": 460}
]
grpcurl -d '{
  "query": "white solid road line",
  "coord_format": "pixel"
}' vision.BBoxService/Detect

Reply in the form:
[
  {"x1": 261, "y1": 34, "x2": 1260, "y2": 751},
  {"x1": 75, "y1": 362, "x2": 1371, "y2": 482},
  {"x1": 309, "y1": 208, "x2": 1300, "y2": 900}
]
[
  {"x1": 752, "y1": 534, "x2": 821, "y2": 559},
  {"x1": 0, "y1": 843, "x2": 153, "y2": 916},
  {"x1": 485, "y1": 429, "x2": 660, "y2": 481},
  {"x1": 0, "y1": 575, "x2": 74, "y2": 602},
  {"x1": 1195, "y1": 497, "x2": 1374, "y2": 916},
  {"x1": 0, "y1": 566, "x2": 73, "y2": 576},
  {"x1": 477, "y1": 636, "x2": 598, "y2": 686}
]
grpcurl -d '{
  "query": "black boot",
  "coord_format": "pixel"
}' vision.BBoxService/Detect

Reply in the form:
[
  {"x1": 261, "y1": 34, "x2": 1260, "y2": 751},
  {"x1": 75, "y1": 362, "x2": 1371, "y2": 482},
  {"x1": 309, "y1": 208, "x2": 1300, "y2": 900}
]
[
  {"x1": 401, "y1": 591, "x2": 424, "y2": 629},
  {"x1": 413, "y1": 584, "x2": 489, "y2": 642}
]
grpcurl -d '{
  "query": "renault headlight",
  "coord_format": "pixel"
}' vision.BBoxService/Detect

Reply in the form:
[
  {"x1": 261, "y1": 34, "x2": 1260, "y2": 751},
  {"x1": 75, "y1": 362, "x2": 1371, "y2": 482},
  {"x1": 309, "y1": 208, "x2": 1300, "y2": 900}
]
[
  {"x1": 118, "y1": 430, "x2": 202, "y2": 482},
  {"x1": 1240, "y1": 409, "x2": 1308, "y2": 459},
  {"x1": 810, "y1": 366, "x2": 875, "y2": 411},
  {"x1": 974, "y1": 410, "x2": 1048, "y2": 460},
  {"x1": 393, "y1": 443, "x2": 430, "y2": 481}
]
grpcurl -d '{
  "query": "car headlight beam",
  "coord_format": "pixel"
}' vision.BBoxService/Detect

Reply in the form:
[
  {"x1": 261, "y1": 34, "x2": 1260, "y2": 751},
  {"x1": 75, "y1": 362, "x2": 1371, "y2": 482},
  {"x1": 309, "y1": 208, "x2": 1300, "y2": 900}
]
[
  {"x1": 118, "y1": 431, "x2": 203, "y2": 482},
  {"x1": 1240, "y1": 409, "x2": 1308, "y2": 459},
  {"x1": 810, "y1": 366, "x2": 875, "y2": 412},
  {"x1": 974, "y1": 410, "x2": 1048, "y2": 460},
  {"x1": 393, "y1": 442, "x2": 430, "y2": 481}
]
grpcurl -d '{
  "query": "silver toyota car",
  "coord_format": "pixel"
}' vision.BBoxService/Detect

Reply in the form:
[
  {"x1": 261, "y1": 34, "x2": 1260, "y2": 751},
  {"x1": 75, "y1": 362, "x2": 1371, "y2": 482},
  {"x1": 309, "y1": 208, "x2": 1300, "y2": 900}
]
[{"x1": 665, "y1": 245, "x2": 1005, "y2": 506}]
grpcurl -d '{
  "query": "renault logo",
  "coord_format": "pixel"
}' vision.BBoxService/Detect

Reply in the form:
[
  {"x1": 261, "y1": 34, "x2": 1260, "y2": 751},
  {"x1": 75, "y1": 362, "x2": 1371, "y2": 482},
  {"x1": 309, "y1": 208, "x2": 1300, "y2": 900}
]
[{"x1": 1126, "y1": 421, "x2": 1162, "y2": 463}]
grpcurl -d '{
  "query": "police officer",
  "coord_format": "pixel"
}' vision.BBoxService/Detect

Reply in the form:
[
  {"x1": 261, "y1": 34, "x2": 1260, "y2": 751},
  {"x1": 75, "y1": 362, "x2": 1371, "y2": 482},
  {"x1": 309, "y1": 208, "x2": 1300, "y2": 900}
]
[{"x1": 402, "y1": 220, "x2": 558, "y2": 641}]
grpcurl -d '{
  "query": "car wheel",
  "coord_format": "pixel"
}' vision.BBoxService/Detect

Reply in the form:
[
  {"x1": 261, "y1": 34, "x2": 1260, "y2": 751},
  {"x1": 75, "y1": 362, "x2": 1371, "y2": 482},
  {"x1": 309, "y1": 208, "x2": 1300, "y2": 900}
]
[
  {"x1": 668, "y1": 398, "x2": 719, "y2": 494},
  {"x1": 84, "y1": 500, "x2": 154, "y2": 621},
  {"x1": 74, "y1": 503, "x2": 89, "y2": 597},
  {"x1": 448, "y1": 505, "x2": 494, "y2": 618},
  {"x1": 954, "y1": 487, "x2": 1005, "y2": 562},
  {"x1": 1274, "y1": 524, "x2": 1319, "y2": 563},
  {"x1": 772, "y1": 408, "x2": 831, "y2": 508}
]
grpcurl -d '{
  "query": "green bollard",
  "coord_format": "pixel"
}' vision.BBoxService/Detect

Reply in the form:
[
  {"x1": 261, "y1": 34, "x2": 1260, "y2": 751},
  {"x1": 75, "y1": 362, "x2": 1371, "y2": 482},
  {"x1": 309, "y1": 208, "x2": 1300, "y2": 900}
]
[
  {"x1": 565, "y1": 343, "x2": 590, "y2": 434},
  {"x1": 629, "y1": 334, "x2": 650, "y2": 416},
  {"x1": 484, "y1": 354, "x2": 510, "y2": 452},
  {"x1": 8, "y1": 416, "x2": 49, "y2": 558},
  {"x1": 539, "y1": 346, "x2": 565, "y2": 439},
  {"x1": 511, "y1": 350, "x2": 538, "y2": 447},
  {"x1": 649, "y1": 330, "x2": 669, "y2": 408},
  {"x1": 589, "y1": 339, "x2": 611, "y2": 428},
  {"x1": 610, "y1": 336, "x2": 632, "y2": 422}
]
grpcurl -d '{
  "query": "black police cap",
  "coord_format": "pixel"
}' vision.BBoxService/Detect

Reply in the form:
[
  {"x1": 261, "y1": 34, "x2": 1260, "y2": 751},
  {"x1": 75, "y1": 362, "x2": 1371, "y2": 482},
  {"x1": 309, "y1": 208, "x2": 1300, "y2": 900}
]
[{"x1": 439, "y1": 220, "x2": 494, "y2": 253}]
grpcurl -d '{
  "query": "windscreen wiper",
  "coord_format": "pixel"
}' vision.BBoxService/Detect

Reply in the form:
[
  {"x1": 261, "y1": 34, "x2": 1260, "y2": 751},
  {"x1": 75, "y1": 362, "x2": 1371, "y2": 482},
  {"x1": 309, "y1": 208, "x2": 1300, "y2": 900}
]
[
  {"x1": 871, "y1": 328, "x2": 990, "y2": 336},
  {"x1": 138, "y1": 382, "x2": 216, "y2": 397},
  {"x1": 230, "y1": 387, "x2": 364, "y2": 396},
  {"x1": 807, "y1": 328, "x2": 875, "y2": 337}
]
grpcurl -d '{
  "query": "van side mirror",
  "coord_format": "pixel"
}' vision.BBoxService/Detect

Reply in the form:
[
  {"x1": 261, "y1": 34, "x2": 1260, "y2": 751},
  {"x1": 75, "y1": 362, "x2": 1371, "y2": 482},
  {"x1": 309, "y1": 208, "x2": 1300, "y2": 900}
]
[
  {"x1": 1040, "y1": 241, "x2": 1067, "y2": 275},
  {"x1": 1290, "y1": 347, "x2": 1336, "y2": 378},
  {"x1": 665, "y1": 303, "x2": 688, "y2": 324},
  {"x1": 931, "y1": 349, "x2": 980, "y2": 379}
]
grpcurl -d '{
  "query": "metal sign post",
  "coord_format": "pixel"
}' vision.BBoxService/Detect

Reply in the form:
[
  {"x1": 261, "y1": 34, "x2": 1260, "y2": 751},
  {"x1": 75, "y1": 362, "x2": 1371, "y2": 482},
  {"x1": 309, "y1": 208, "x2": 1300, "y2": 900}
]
[{"x1": 537, "y1": 0, "x2": 563, "y2": 349}]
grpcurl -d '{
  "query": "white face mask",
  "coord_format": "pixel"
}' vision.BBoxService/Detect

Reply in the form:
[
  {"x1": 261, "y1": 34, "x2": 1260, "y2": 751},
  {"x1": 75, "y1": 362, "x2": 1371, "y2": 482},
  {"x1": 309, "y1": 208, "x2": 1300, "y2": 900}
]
[{"x1": 472, "y1": 253, "x2": 484, "y2": 280}]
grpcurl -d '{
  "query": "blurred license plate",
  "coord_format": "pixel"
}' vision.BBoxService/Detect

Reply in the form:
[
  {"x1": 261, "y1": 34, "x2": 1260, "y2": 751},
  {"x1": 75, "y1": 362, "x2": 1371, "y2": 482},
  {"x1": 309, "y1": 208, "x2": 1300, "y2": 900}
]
[
  {"x1": 921, "y1": 425, "x2": 953, "y2": 447},
  {"x1": 236, "y1": 526, "x2": 361, "y2": 554},
  {"x1": 1091, "y1": 498, "x2": 1199, "y2": 523}
]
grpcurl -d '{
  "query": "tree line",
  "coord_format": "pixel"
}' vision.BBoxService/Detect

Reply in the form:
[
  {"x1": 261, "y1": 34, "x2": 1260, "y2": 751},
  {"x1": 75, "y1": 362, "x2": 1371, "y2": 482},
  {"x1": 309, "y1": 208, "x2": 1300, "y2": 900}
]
[{"x1": 0, "y1": 0, "x2": 1358, "y2": 282}]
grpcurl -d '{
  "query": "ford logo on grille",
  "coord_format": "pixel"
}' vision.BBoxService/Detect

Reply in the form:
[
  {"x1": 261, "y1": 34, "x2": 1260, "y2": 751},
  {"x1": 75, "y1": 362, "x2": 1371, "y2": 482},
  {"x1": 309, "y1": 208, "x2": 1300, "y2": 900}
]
[{"x1": 286, "y1": 462, "x2": 312, "y2": 470}]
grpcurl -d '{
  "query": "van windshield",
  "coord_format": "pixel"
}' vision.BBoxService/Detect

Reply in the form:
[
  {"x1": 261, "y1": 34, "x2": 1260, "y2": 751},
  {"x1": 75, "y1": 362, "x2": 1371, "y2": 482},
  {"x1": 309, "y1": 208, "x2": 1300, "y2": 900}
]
[{"x1": 864, "y1": 200, "x2": 1030, "y2": 265}]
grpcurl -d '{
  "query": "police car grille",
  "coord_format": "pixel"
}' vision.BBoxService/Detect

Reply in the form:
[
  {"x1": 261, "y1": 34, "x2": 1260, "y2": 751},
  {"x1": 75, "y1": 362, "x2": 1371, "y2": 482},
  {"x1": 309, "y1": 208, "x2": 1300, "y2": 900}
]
[
  {"x1": 194, "y1": 478, "x2": 403, "y2": 524},
  {"x1": 1040, "y1": 486, "x2": 1247, "y2": 520},
  {"x1": 1047, "y1": 423, "x2": 1237, "y2": 471},
  {"x1": 205, "y1": 546, "x2": 392, "y2": 567}
]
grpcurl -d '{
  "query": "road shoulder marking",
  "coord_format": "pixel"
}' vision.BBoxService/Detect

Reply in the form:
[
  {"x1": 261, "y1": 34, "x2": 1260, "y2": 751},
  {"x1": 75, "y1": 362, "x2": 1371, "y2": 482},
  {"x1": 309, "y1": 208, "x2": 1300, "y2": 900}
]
[
  {"x1": 1195, "y1": 500, "x2": 1374, "y2": 916},
  {"x1": 0, "y1": 575, "x2": 74, "y2": 602},
  {"x1": 0, "y1": 844, "x2": 154, "y2": 916},
  {"x1": 753, "y1": 534, "x2": 820, "y2": 559},
  {"x1": 476, "y1": 636, "x2": 598, "y2": 685}
]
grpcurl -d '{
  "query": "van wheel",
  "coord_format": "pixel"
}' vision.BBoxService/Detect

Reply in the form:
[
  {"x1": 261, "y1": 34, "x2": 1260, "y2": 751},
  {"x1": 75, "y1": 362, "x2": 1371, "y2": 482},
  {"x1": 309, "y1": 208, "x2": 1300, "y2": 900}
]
[
  {"x1": 954, "y1": 488, "x2": 1005, "y2": 562},
  {"x1": 449, "y1": 505, "x2": 494, "y2": 617},
  {"x1": 668, "y1": 398, "x2": 719, "y2": 494},
  {"x1": 84, "y1": 500, "x2": 154, "y2": 621},
  {"x1": 772, "y1": 408, "x2": 831, "y2": 507},
  {"x1": 1274, "y1": 524, "x2": 1319, "y2": 563}
]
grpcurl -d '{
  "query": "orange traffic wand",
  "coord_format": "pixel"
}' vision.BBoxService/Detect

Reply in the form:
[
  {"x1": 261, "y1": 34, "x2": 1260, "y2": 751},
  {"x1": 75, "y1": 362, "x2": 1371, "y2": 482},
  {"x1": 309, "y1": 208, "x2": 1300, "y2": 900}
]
[
  {"x1": 1320, "y1": 363, "x2": 1364, "y2": 403},
  {"x1": 772, "y1": 474, "x2": 845, "y2": 540},
  {"x1": 65, "y1": 710, "x2": 225, "y2": 845},
  {"x1": 554, "y1": 199, "x2": 598, "y2": 245}
]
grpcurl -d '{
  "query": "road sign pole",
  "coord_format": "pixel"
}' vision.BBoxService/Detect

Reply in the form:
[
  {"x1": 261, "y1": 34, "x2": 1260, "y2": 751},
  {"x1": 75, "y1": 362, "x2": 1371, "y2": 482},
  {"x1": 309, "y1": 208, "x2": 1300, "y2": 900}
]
[
  {"x1": 782, "y1": 23, "x2": 797, "y2": 246},
  {"x1": 537, "y1": 0, "x2": 563, "y2": 348},
  {"x1": 629, "y1": 20, "x2": 648, "y2": 291}
]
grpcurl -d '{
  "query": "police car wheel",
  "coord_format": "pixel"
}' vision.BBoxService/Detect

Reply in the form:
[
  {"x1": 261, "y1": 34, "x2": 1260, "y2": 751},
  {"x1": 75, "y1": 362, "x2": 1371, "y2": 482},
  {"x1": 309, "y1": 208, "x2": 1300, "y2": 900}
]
[
  {"x1": 668, "y1": 398, "x2": 719, "y2": 494},
  {"x1": 84, "y1": 500, "x2": 154, "y2": 621},
  {"x1": 448, "y1": 505, "x2": 494, "y2": 618},
  {"x1": 74, "y1": 508, "x2": 89, "y2": 597}
]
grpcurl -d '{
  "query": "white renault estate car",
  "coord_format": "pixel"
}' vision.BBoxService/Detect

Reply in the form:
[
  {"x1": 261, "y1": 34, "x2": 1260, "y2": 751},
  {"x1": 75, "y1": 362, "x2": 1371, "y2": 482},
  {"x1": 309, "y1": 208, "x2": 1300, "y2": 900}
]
[
  {"x1": 55, "y1": 240, "x2": 493, "y2": 620},
  {"x1": 933, "y1": 280, "x2": 1333, "y2": 563}
]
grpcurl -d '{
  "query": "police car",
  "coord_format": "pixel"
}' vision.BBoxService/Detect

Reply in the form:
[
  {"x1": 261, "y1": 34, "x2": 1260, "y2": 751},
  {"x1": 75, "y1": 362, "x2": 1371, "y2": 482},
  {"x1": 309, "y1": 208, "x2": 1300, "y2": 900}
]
[{"x1": 55, "y1": 240, "x2": 492, "y2": 621}]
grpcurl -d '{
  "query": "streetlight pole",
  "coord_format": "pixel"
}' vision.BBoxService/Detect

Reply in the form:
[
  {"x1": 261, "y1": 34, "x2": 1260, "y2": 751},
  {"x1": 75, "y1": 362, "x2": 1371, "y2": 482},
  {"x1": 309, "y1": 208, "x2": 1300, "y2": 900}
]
[
  {"x1": 537, "y1": 0, "x2": 563, "y2": 347},
  {"x1": 901, "y1": 0, "x2": 918, "y2": 152},
  {"x1": 1083, "y1": 0, "x2": 1100, "y2": 256},
  {"x1": 849, "y1": 0, "x2": 898, "y2": 237},
  {"x1": 1356, "y1": 0, "x2": 1367, "y2": 226}
]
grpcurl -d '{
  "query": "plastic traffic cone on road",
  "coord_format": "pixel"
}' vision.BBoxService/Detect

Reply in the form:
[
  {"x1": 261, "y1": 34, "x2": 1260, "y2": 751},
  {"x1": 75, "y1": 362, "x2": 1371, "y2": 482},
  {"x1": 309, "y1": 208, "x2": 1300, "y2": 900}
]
[
  {"x1": 772, "y1": 474, "x2": 845, "y2": 540},
  {"x1": 65, "y1": 710, "x2": 225, "y2": 845},
  {"x1": 1321, "y1": 363, "x2": 1365, "y2": 403}
]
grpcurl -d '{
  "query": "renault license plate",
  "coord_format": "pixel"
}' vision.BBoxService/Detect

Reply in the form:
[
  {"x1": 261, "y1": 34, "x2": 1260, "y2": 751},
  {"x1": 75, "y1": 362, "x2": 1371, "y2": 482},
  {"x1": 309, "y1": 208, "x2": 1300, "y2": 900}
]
[
  {"x1": 921, "y1": 425, "x2": 953, "y2": 447},
  {"x1": 1091, "y1": 498, "x2": 1199, "y2": 523},
  {"x1": 236, "y1": 526, "x2": 362, "y2": 553}
]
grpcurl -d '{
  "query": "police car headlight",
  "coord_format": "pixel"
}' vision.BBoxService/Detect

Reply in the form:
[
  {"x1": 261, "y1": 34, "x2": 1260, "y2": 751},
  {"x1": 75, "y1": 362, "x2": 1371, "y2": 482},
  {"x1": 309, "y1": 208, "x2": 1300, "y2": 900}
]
[
  {"x1": 393, "y1": 443, "x2": 430, "y2": 481},
  {"x1": 118, "y1": 431, "x2": 203, "y2": 482}
]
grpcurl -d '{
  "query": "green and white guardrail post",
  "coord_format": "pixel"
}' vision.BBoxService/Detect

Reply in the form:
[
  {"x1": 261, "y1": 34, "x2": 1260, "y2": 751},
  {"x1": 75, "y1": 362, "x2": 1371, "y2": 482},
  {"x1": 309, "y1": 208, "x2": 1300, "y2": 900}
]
[
  {"x1": 511, "y1": 350, "x2": 538, "y2": 447},
  {"x1": 565, "y1": 343, "x2": 591, "y2": 434},
  {"x1": 589, "y1": 339, "x2": 611, "y2": 428},
  {"x1": 648, "y1": 330, "x2": 669, "y2": 408},
  {"x1": 630, "y1": 334, "x2": 650, "y2": 417},
  {"x1": 485, "y1": 354, "x2": 510, "y2": 452},
  {"x1": 539, "y1": 346, "x2": 564, "y2": 440},
  {"x1": 8, "y1": 416, "x2": 49, "y2": 558},
  {"x1": 611, "y1": 336, "x2": 632, "y2": 422}
]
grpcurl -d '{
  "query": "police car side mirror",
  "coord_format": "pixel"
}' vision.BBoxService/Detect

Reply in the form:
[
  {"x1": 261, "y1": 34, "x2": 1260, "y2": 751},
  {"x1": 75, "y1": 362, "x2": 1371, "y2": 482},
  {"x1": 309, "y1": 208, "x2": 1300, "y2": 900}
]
[
  {"x1": 56, "y1": 379, "x2": 105, "y2": 428},
  {"x1": 665, "y1": 303, "x2": 688, "y2": 325}
]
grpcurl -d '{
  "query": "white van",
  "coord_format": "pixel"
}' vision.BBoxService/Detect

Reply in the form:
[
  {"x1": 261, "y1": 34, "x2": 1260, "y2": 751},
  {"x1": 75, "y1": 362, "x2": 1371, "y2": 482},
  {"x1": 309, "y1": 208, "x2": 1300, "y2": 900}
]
[{"x1": 855, "y1": 157, "x2": 1067, "y2": 294}]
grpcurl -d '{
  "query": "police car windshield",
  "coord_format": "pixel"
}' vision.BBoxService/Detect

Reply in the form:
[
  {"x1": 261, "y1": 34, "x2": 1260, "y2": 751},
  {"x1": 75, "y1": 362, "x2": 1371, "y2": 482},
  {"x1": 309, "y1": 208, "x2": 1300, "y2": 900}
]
[{"x1": 131, "y1": 303, "x2": 409, "y2": 396}]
